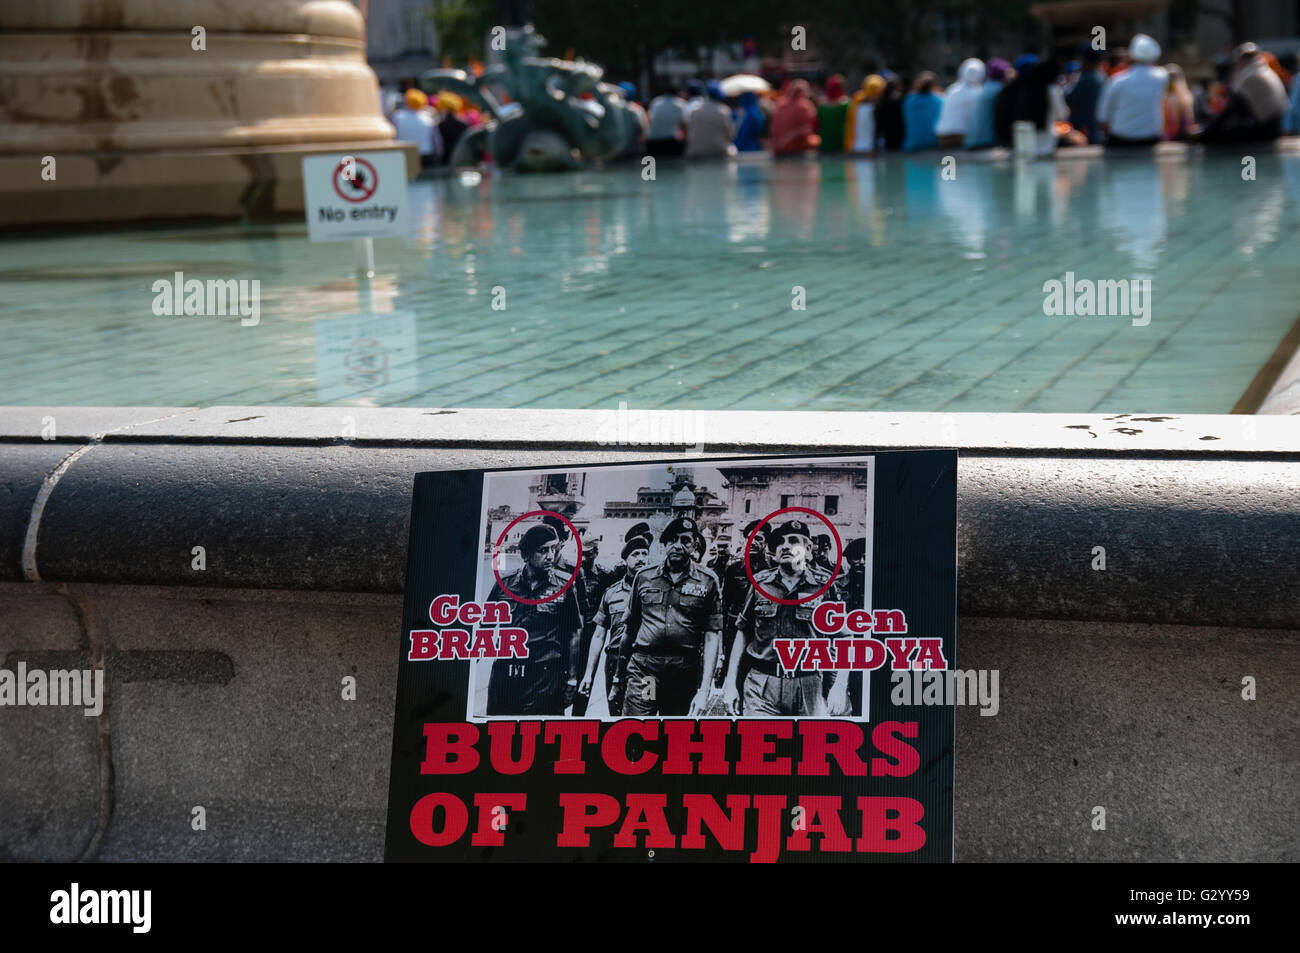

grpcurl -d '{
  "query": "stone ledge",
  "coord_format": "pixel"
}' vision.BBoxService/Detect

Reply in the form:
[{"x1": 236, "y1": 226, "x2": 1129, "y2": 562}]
[
  {"x1": 3, "y1": 406, "x2": 1296, "y2": 455},
  {"x1": 0, "y1": 409, "x2": 1297, "y2": 628}
]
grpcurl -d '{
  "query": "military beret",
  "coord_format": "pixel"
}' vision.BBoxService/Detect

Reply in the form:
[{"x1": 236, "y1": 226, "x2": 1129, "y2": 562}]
[
  {"x1": 845, "y1": 537, "x2": 867, "y2": 561},
  {"x1": 520, "y1": 524, "x2": 559, "y2": 557},
  {"x1": 621, "y1": 538, "x2": 649, "y2": 561},
  {"x1": 660, "y1": 515, "x2": 699, "y2": 544},
  {"x1": 742, "y1": 519, "x2": 766, "y2": 538},
  {"x1": 767, "y1": 520, "x2": 813, "y2": 547},
  {"x1": 624, "y1": 522, "x2": 652, "y2": 544},
  {"x1": 692, "y1": 530, "x2": 707, "y2": 556},
  {"x1": 814, "y1": 534, "x2": 831, "y2": 546},
  {"x1": 626, "y1": 520, "x2": 655, "y2": 543}
]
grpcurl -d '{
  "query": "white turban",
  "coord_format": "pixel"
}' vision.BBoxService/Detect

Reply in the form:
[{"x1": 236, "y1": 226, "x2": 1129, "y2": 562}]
[{"x1": 1130, "y1": 33, "x2": 1161, "y2": 65}]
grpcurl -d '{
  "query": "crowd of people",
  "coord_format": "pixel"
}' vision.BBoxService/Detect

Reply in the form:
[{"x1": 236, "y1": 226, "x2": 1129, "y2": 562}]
[
  {"x1": 380, "y1": 35, "x2": 1300, "y2": 169},
  {"x1": 620, "y1": 36, "x2": 1300, "y2": 161},
  {"x1": 383, "y1": 87, "x2": 486, "y2": 169}
]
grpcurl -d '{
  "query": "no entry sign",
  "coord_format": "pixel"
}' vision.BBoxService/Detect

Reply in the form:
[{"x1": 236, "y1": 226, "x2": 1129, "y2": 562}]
[{"x1": 302, "y1": 151, "x2": 409, "y2": 242}]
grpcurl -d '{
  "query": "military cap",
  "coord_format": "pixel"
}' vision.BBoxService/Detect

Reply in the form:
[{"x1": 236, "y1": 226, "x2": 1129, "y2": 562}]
[
  {"x1": 624, "y1": 521, "x2": 652, "y2": 544},
  {"x1": 520, "y1": 523, "x2": 560, "y2": 557},
  {"x1": 845, "y1": 537, "x2": 867, "y2": 561},
  {"x1": 814, "y1": 534, "x2": 831, "y2": 547},
  {"x1": 692, "y1": 530, "x2": 707, "y2": 557},
  {"x1": 659, "y1": 515, "x2": 699, "y2": 544},
  {"x1": 742, "y1": 519, "x2": 766, "y2": 538},
  {"x1": 621, "y1": 538, "x2": 650, "y2": 561},
  {"x1": 767, "y1": 519, "x2": 813, "y2": 547}
]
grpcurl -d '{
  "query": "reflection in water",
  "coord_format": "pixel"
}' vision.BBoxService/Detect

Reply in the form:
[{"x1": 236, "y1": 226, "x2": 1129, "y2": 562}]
[
  {"x1": 1234, "y1": 175, "x2": 1284, "y2": 254},
  {"x1": 315, "y1": 308, "x2": 419, "y2": 404},
  {"x1": 901, "y1": 157, "x2": 942, "y2": 227},
  {"x1": 1012, "y1": 160, "x2": 1059, "y2": 225},
  {"x1": 845, "y1": 159, "x2": 887, "y2": 246},
  {"x1": 936, "y1": 162, "x2": 996, "y2": 255},
  {"x1": 769, "y1": 157, "x2": 822, "y2": 241},
  {"x1": 725, "y1": 160, "x2": 771, "y2": 243},
  {"x1": 1102, "y1": 161, "x2": 1167, "y2": 272}
]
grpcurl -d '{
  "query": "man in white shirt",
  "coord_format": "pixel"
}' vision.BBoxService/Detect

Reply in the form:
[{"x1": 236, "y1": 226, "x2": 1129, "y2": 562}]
[
  {"x1": 391, "y1": 88, "x2": 443, "y2": 169},
  {"x1": 685, "y1": 81, "x2": 737, "y2": 158},
  {"x1": 646, "y1": 89, "x2": 688, "y2": 157},
  {"x1": 1097, "y1": 33, "x2": 1167, "y2": 145}
]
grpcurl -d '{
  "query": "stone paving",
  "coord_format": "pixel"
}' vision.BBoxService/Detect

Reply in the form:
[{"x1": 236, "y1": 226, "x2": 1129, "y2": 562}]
[{"x1": 1, "y1": 151, "x2": 1297, "y2": 413}]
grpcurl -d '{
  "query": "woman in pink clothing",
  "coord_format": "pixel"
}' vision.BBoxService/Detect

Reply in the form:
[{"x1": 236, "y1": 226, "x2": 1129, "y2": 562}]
[{"x1": 770, "y1": 80, "x2": 821, "y2": 155}]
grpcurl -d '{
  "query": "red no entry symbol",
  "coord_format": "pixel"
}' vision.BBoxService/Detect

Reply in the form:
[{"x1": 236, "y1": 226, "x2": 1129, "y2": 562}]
[{"x1": 333, "y1": 157, "x2": 379, "y2": 203}]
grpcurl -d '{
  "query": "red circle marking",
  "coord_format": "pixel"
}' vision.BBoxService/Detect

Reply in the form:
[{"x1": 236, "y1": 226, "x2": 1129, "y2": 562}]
[
  {"x1": 332, "y1": 157, "x2": 379, "y2": 203},
  {"x1": 491, "y1": 510, "x2": 581, "y2": 606},
  {"x1": 743, "y1": 507, "x2": 843, "y2": 606}
]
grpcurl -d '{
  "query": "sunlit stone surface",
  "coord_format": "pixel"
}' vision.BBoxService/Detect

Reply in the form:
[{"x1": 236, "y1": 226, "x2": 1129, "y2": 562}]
[{"x1": 0, "y1": 0, "x2": 415, "y2": 224}]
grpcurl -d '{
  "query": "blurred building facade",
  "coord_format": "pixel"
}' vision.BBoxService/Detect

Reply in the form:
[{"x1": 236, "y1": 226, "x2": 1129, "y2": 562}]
[
  {"x1": 1030, "y1": 0, "x2": 1299, "y2": 78},
  {"x1": 355, "y1": 0, "x2": 438, "y2": 86},
  {"x1": 600, "y1": 0, "x2": 1300, "y2": 92},
  {"x1": 717, "y1": 463, "x2": 870, "y2": 549}
]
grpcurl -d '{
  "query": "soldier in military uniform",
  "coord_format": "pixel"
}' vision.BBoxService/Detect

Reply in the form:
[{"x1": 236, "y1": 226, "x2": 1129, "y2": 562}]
[
  {"x1": 691, "y1": 530, "x2": 708, "y2": 565},
  {"x1": 617, "y1": 516, "x2": 722, "y2": 717},
  {"x1": 539, "y1": 514, "x2": 597, "y2": 711},
  {"x1": 578, "y1": 537, "x2": 650, "y2": 716},
  {"x1": 611, "y1": 522, "x2": 652, "y2": 581},
  {"x1": 485, "y1": 524, "x2": 583, "y2": 716},
  {"x1": 813, "y1": 534, "x2": 836, "y2": 574},
  {"x1": 707, "y1": 534, "x2": 731, "y2": 584},
  {"x1": 844, "y1": 537, "x2": 868, "y2": 607},
  {"x1": 570, "y1": 531, "x2": 616, "y2": 716},
  {"x1": 722, "y1": 519, "x2": 849, "y2": 717},
  {"x1": 716, "y1": 519, "x2": 770, "y2": 688},
  {"x1": 835, "y1": 535, "x2": 870, "y2": 714}
]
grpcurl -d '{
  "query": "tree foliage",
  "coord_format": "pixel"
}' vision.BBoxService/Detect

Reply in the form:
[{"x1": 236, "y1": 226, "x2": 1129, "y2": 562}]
[{"x1": 431, "y1": 0, "x2": 495, "y2": 64}]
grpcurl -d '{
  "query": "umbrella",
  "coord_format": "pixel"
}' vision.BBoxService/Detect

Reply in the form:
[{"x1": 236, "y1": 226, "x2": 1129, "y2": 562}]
[{"x1": 719, "y1": 74, "x2": 771, "y2": 97}]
